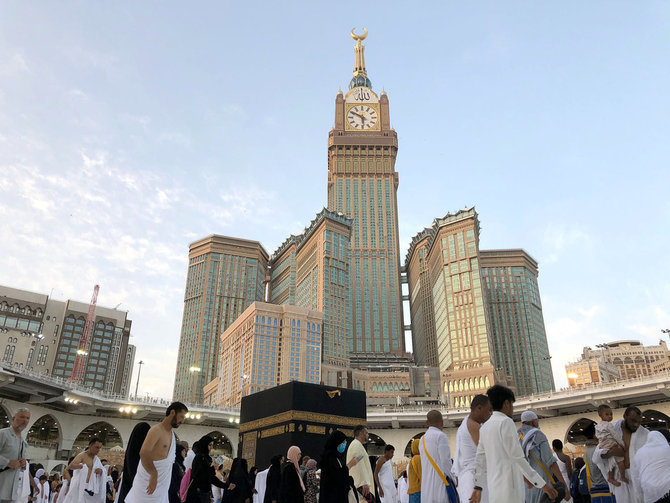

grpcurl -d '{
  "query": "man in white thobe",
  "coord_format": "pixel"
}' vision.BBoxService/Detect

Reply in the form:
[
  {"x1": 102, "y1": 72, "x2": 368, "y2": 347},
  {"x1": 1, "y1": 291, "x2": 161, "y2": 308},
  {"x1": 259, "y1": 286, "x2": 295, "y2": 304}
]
[
  {"x1": 471, "y1": 385, "x2": 557, "y2": 503},
  {"x1": 0, "y1": 407, "x2": 31, "y2": 503},
  {"x1": 633, "y1": 431, "x2": 670, "y2": 503},
  {"x1": 595, "y1": 406, "x2": 649, "y2": 503},
  {"x1": 59, "y1": 439, "x2": 106, "y2": 503},
  {"x1": 346, "y1": 425, "x2": 375, "y2": 500},
  {"x1": 453, "y1": 395, "x2": 492, "y2": 503},
  {"x1": 419, "y1": 410, "x2": 454, "y2": 503},
  {"x1": 253, "y1": 467, "x2": 269, "y2": 503}
]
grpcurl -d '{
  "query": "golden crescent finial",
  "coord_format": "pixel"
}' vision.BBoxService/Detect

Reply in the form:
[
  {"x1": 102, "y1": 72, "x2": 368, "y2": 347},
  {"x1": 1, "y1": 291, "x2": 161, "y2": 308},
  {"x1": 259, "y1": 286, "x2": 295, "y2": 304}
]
[{"x1": 350, "y1": 28, "x2": 368, "y2": 42}]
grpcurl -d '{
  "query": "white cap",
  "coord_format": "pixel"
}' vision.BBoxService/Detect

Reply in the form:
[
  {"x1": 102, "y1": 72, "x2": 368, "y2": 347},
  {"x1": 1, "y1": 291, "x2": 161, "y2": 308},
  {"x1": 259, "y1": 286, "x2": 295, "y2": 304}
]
[{"x1": 520, "y1": 410, "x2": 539, "y2": 422}]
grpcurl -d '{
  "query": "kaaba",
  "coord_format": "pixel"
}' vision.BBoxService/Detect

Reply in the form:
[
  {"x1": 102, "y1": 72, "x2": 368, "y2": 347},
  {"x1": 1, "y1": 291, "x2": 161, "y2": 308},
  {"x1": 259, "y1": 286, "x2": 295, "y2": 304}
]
[{"x1": 239, "y1": 381, "x2": 366, "y2": 468}]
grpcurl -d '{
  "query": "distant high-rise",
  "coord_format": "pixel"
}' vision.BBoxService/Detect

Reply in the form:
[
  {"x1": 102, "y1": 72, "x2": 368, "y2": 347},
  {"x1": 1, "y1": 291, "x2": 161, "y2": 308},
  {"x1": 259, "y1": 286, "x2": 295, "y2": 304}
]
[
  {"x1": 0, "y1": 285, "x2": 135, "y2": 396},
  {"x1": 405, "y1": 209, "x2": 498, "y2": 407},
  {"x1": 269, "y1": 209, "x2": 352, "y2": 370},
  {"x1": 326, "y1": 30, "x2": 404, "y2": 358},
  {"x1": 479, "y1": 249, "x2": 554, "y2": 395},
  {"x1": 203, "y1": 302, "x2": 323, "y2": 408},
  {"x1": 172, "y1": 236, "x2": 268, "y2": 403}
]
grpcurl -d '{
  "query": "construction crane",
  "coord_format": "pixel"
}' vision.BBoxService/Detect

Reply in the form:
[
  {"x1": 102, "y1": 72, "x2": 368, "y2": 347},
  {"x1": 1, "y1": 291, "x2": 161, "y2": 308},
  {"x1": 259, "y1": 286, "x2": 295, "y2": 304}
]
[{"x1": 70, "y1": 285, "x2": 99, "y2": 382}]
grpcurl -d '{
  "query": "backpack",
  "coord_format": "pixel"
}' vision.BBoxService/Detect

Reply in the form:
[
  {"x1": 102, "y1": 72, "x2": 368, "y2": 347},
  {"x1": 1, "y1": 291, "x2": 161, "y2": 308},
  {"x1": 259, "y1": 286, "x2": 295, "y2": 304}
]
[
  {"x1": 578, "y1": 466, "x2": 589, "y2": 496},
  {"x1": 569, "y1": 469, "x2": 580, "y2": 499},
  {"x1": 179, "y1": 468, "x2": 192, "y2": 503}
]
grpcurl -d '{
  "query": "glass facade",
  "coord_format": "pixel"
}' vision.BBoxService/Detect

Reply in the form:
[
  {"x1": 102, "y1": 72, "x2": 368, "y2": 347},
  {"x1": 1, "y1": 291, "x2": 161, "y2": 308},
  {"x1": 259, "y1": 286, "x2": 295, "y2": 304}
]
[
  {"x1": 269, "y1": 210, "x2": 352, "y2": 368},
  {"x1": 480, "y1": 252, "x2": 555, "y2": 395},
  {"x1": 327, "y1": 145, "x2": 404, "y2": 356},
  {"x1": 173, "y1": 237, "x2": 268, "y2": 403}
]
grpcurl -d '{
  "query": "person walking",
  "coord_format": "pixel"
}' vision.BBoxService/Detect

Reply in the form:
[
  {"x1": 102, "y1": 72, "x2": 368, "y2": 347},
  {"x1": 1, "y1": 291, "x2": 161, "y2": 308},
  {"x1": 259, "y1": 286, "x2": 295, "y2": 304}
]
[
  {"x1": 0, "y1": 407, "x2": 31, "y2": 503},
  {"x1": 633, "y1": 431, "x2": 670, "y2": 503},
  {"x1": 374, "y1": 445, "x2": 397, "y2": 503},
  {"x1": 518, "y1": 410, "x2": 570, "y2": 503},
  {"x1": 346, "y1": 425, "x2": 374, "y2": 502},
  {"x1": 319, "y1": 430, "x2": 360, "y2": 503},
  {"x1": 302, "y1": 460, "x2": 318, "y2": 503},
  {"x1": 279, "y1": 446, "x2": 305, "y2": 503},
  {"x1": 223, "y1": 458, "x2": 253, "y2": 503},
  {"x1": 186, "y1": 436, "x2": 231, "y2": 503},
  {"x1": 470, "y1": 385, "x2": 557, "y2": 503},
  {"x1": 407, "y1": 440, "x2": 421, "y2": 503},
  {"x1": 263, "y1": 456, "x2": 283, "y2": 503},
  {"x1": 453, "y1": 395, "x2": 492, "y2": 503},
  {"x1": 168, "y1": 444, "x2": 186, "y2": 503},
  {"x1": 419, "y1": 410, "x2": 455, "y2": 503},
  {"x1": 582, "y1": 423, "x2": 615, "y2": 503}
]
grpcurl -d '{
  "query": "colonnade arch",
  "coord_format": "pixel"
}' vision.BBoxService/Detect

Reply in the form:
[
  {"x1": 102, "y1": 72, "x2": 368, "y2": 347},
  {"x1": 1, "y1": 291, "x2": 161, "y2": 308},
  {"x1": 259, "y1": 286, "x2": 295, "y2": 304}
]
[
  {"x1": 0, "y1": 403, "x2": 9, "y2": 428},
  {"x1": 641, "y1": 409, "x2": 670, "y2": 431},
  {"x1": 26, "y1": 414, "x2": 61, "y2": 448},
  {"x1": 206, "y1": 430, "x2": 234, "y2": 458},
  {"x1": 565, "y1": 417, "x2": 597, "y2": 445},
  {"x1": 365, "y1": 432, "x2": 387, "y2": 456},
  {"x1": 73, "y1": 421, "x2": 123, "y2": 449},
  {"x1": 403, "y1": 432, "x2": 423, "y2": 458}
]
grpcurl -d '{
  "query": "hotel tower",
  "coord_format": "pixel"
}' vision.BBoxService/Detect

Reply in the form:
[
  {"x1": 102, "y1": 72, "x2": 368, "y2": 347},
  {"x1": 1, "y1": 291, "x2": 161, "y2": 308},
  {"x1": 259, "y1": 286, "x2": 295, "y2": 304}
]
[{"x1": 326, "y1": 30, "x2": 405, "y2": 358}]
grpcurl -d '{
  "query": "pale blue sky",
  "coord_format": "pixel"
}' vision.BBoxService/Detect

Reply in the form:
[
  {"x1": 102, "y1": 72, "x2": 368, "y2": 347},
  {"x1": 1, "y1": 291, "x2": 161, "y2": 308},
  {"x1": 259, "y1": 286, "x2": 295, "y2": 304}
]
[{"x1": 1, "y1": 2, "x2": 669, "y2": 398}]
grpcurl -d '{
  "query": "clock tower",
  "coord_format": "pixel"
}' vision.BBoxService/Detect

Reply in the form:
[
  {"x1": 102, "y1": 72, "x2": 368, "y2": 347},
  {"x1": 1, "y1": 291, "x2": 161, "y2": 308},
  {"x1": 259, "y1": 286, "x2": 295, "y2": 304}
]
[{"x1": 327, "y1": 29, "x2": 405, "y2": 358}]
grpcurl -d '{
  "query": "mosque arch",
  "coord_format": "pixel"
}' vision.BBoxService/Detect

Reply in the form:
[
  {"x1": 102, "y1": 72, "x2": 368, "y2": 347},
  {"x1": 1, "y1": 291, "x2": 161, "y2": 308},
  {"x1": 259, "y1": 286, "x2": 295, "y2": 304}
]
[
  {"x1": 26, "y1": 414, "x2": 61, "y2": 448},
  {"x1": 565, "y1": 417, "x2": 597, "y2": 445},
  {"x1": 205, "y1": 430, "x2": 234, "y2": 458},
  {"x1": 372, "y1": 384, "x2": 377, "y2": 392},
  {"x1": 394, "y1": 383, "x2": 399, "y2": 391},
  {"x1": 641, "y1": 409, "x2": 670, "y2": 431},
  {"x1": 365, "y1": 432, "x2": 387, "y2": 456},
  {"x1": 383, "y1": 383, "x2": 389, "y2": 392},
  {"x1": 403, "y1": 432, "x2": 424, "y2": 457},
  {"x1": 73, "y1": 421, "x2": 123, "y2": 449},
  {"x1": 484, "y1": 376, "x2": 490, "y2": 387},
  {"x1": 50, "y1": 464, "x2": 67, "y2": 475}
]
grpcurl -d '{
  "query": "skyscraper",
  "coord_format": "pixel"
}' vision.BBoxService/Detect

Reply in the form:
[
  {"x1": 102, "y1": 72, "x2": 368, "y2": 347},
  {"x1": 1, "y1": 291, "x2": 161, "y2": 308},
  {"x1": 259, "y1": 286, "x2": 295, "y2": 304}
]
[
  {"x1": 479, "y1": 249, "x2": 554, "y2": 395},
  {"x1": 269, "y1": 209, "x2": 352, "y2": 370},
  {"x1": 173, "y1": 235, "x2": 268, "y2": 403},
  {"x1": 405, "y1": 209, "x2": 498, "y2": 407},
  {"x1": 203, "y1": 302, "x2": 323, "y2": 408},
  {"x1": 326, "y1": 30, "x2": 404, "y2": 358}
]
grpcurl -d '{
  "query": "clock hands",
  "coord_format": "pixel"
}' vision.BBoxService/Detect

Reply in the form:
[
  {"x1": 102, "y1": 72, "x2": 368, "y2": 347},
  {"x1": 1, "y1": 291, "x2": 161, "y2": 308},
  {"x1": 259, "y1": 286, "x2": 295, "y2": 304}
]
[{"x1": 350, "y1": 110, "x2": 367, "y2": 127}]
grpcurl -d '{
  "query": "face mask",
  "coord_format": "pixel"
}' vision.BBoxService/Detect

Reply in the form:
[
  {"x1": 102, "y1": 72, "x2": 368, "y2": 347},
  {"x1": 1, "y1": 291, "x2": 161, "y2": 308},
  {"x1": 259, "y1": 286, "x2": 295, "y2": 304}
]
[{"x1": 337, "y1": 442, "x2": 346, "y2": 453}]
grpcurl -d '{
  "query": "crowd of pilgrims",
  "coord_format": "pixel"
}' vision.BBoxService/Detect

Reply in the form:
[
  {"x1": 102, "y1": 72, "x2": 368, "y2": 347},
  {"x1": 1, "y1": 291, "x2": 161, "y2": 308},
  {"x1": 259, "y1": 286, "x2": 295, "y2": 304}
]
[{"x1": 5, "y1": 388, "x2": 670, "y2": 503}]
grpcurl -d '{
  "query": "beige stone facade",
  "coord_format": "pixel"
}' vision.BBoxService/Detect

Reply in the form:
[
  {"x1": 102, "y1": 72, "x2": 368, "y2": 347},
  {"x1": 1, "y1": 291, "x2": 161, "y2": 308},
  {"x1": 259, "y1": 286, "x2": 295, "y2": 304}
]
[
  {"x1": 405, "y1": 209, "x2": 498, "y2": 408},
  {"x1": 204, "y1": 302, "x2": 323, "y2": 407},
  {"x1": 269, "y1": 210, "x2": 352, "y2": 369},
  {"x1": 0, "y1": 284, "x2": 134, "y2": 396},
  {"x1": 566, "y1": 340, "x2": 670, "y2": 387}
]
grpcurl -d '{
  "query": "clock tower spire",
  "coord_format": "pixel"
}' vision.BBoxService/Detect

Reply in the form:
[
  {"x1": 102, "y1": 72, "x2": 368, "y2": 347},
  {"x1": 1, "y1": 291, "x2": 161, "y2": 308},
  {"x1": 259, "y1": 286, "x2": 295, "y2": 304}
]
[
  {"x1": 350, "y1": 28, "x2": 372, "y2": 89},
  {"x1": 327, "y1": 30, "x2": 405, "y2": 361}
]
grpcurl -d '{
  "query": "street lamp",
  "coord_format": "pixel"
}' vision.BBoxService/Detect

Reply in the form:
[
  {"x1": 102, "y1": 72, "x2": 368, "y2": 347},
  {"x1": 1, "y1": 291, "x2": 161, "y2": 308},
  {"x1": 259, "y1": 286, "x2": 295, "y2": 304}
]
[
  {"x1": 134, "y1": 360, "x2": 144, "y2": 399},
  {"x1": 567, "y1": 373, "x2": 579, "y2": 387}
]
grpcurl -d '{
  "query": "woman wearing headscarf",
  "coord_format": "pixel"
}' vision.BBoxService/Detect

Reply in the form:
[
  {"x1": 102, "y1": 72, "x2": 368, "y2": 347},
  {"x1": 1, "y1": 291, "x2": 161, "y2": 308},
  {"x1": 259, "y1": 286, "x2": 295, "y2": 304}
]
[
  {"x1": 633, "y1": 430, "x2": 670, "y2": 503},
  {"x1": 263, "y1": 456, "x2": 283, "y2": 503},
  {"x1": 302, "y1": 460, "x2": 318, "y2": 503},
  {"x1": 117, "y1": 422, "x2": 151, "y2": 503},
  {"x1": 319, "y1": 431, "x2": 360, "y2": 503},
  {"x1": 279, "y1": 446, "x2": 305, "y2": 503},
  {"x1": 186, "y1": 435, "x2": 231, "y2": 503},
  {"x1": 223, "y1": 458, "x2": 253, "y2": 503},
  {"x1": 168, "y1": 444, "x2": 187, "y2": 503}
]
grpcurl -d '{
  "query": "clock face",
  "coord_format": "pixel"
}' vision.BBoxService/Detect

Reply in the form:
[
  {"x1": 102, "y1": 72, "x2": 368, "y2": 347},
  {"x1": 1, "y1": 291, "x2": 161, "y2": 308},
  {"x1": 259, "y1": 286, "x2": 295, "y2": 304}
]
[{"x1": 347, "y1": 105, "x2": 378, "y2": 130}]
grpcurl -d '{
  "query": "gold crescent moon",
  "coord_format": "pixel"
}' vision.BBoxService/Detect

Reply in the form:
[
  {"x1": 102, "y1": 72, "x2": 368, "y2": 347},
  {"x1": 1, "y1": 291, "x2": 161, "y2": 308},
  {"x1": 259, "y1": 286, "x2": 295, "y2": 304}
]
[{"x1": 350, "y1": 28, "x2": 368, "y2": 41}]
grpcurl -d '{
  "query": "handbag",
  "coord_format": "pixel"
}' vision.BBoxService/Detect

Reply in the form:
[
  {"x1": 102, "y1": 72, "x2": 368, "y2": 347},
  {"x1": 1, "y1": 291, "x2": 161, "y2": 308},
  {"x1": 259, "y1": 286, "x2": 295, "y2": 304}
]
[
  {"x1": 347, "y1": 486, "x2": 359, "y2": 503},
  {"x1": 528, "y1": 453, "x2": 566, "y2": 503},
  {"x1": 421, "y1": 436, "x2": 460, "y2": 503}
]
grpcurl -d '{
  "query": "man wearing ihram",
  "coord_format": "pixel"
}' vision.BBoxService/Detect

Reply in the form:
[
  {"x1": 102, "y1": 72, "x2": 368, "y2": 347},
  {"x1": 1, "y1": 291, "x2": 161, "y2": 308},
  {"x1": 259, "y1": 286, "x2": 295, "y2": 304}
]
[
  {"x1": 0, "y1": 407, "x2": 31, "y2": 503},
  {"x1": 470, "y1": 385, "x2": 558, "y2": 503}
]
